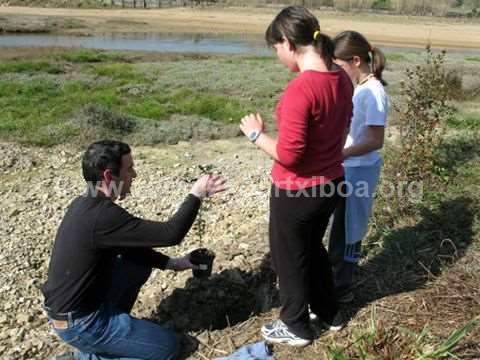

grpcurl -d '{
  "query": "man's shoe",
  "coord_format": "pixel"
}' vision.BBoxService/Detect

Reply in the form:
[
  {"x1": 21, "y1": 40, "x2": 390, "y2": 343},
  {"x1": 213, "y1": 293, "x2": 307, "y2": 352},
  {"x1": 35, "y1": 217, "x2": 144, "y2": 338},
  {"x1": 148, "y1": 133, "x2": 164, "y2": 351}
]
[
  {"x1": 51, "y1": 352, "x2": 76, "y2": 360},
  {"x1": 338, "y1": 291, "x2": 354, "y2": 304},
  {"x1": 322, "y1": 312, "x2": 344, "y2": 332},
  {"x1": 261, "y1": 319, "x2": 312, "y2": 347}
]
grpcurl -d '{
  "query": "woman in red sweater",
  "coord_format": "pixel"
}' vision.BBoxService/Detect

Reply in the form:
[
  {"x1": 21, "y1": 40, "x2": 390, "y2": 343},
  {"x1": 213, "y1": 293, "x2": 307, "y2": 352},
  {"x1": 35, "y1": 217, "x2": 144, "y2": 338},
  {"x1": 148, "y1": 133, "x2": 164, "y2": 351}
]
[{"x1": 239, "y1": 6, "x2": 353, "y2": 346}]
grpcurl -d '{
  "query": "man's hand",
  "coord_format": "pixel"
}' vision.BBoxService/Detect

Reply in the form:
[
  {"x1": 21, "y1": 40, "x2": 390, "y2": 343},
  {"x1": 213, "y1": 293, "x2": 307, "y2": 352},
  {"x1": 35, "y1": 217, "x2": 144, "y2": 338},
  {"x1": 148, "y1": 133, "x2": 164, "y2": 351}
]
[
  {"x1": 165, "y1": 255, "x2": 198, "y2": 271},
  {"x1": 190, "y1": 175, "x2": 227, "y2": 200}
]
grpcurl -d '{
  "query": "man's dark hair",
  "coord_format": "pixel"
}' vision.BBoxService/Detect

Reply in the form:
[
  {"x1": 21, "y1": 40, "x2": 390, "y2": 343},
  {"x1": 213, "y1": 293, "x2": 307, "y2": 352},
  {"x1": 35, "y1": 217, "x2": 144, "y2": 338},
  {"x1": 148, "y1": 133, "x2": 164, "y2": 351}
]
[{"x1": 82, "y1": 140, "x2": 131, "y2": 183}]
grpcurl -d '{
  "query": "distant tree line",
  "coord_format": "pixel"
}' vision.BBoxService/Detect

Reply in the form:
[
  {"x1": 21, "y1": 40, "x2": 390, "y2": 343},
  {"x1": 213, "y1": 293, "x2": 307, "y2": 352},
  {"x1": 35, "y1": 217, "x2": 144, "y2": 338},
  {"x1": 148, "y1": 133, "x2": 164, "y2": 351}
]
[
  {"x1": 219, "y1": 0, "x2": 479, "y2": 16},
  {"x1": 2, "y1": 0, "x2": 479, "y2": 16},
  {"x1": 105, "y1": 0, "x2": 480, "y2": 16},
  {"x1": 104, "y1": 0, "x2": 218, "y2": 8}
]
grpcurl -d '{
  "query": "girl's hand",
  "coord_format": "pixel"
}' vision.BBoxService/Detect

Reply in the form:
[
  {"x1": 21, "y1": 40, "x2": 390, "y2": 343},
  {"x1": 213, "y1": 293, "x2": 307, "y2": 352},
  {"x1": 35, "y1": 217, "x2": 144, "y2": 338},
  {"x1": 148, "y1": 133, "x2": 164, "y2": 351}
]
[{"x1": 240, "y1": 113, "x2": 265, "y2": 138}]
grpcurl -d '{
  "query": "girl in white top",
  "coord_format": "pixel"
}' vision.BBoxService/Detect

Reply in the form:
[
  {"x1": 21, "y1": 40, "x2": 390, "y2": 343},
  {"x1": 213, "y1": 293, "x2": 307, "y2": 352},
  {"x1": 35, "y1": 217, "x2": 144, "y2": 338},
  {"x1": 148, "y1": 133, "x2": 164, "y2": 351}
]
[{"x1": 328, "y1": 31, "x2": 389, "y2": 302}]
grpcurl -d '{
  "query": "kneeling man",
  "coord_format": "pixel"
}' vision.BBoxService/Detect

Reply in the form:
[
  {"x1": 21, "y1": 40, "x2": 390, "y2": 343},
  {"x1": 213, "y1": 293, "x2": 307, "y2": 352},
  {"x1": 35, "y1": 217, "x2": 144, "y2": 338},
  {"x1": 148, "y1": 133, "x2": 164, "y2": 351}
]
[{"x1": 42, "y1": 140, "x2": 226, "y2": 360}]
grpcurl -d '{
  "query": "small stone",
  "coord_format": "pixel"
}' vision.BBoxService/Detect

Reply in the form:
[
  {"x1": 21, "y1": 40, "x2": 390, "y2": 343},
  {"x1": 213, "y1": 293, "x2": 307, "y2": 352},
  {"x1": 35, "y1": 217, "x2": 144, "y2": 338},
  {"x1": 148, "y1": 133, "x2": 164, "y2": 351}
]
[
  {"x1": 9, "y1": 208, "x2": 21, "y2": 217},
  {"x1": 16, "y1": 313, "x2": 32, "y2": 324}
]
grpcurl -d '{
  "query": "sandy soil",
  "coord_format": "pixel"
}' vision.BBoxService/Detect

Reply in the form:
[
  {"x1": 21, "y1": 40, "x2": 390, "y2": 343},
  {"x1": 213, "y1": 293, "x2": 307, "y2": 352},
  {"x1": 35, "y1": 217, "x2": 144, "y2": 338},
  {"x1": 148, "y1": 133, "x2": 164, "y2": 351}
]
[
  {"x1": 1, "y1": 137, "x2": 479, "y2": 359},
  {"x1": 1, "y1": 6, "x2": 480, "y2": 50}
]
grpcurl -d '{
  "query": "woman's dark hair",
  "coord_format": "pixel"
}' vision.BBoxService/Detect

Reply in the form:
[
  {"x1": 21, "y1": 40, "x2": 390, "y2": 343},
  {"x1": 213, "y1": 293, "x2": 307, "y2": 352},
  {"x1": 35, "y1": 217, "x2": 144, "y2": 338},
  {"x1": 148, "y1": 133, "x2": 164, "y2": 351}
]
[
  {"x1": 82, "y1": 140, "x2": 131, "y2": 183},
  {"x1": 265, "y1": 6, "x2": 335, "y2": 68},
  {"x1": 334, "y1": 30, "x2": 387, "y2": 86}
]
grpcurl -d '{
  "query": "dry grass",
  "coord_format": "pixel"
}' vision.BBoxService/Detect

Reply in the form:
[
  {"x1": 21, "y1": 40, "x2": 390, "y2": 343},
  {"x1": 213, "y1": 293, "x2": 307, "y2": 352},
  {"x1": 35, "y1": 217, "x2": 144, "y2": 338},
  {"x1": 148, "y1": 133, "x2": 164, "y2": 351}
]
[
  {"x1": 185, "y1": 248, "x2": 480, "y2": 359},
  {"x1": 176, "y1": 130, "x2": 480, "y2": 359}
]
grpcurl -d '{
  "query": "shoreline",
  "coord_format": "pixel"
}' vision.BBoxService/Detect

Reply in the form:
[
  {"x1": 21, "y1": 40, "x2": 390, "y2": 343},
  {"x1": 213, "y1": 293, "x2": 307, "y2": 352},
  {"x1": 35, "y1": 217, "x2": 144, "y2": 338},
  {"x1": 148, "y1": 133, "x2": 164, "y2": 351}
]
[{"x1": 1, "y1": 6, "x2": 480, "y2": 51}]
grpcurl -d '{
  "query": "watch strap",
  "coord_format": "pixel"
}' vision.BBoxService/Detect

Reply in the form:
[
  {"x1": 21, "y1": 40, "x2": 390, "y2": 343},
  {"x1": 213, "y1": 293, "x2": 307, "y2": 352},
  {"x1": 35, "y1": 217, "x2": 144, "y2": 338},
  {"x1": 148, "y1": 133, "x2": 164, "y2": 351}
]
[{"x1": 249, "y1": 130, "x2": 262, "y2": 143}]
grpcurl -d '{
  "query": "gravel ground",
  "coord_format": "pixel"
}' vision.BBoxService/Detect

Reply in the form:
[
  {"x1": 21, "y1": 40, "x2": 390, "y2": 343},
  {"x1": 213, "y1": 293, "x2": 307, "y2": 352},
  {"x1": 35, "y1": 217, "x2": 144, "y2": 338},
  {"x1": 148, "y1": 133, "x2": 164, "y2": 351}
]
[
  {"x1": 0, "y1": 138, "x2": 277, "y2": 360},
  {"x1": 2, "y1": 136, "x2": 479, "y2": 360}
]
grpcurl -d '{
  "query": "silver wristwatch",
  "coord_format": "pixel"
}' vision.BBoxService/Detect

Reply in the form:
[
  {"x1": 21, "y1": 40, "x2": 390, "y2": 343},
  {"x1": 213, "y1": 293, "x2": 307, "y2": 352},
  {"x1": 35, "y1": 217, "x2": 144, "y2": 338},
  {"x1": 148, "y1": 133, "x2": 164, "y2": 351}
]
[{"x1": 248, "y1": 130, "x2": 262, "y2": 143}]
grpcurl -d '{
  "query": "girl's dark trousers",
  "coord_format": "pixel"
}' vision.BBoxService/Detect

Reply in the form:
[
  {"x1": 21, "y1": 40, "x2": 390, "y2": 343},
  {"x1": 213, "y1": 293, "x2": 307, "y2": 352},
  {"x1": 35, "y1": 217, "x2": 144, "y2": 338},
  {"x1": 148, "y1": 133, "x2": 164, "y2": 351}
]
[{"x1": 269, "y1": 177, "x2": 344, "y2": 339}]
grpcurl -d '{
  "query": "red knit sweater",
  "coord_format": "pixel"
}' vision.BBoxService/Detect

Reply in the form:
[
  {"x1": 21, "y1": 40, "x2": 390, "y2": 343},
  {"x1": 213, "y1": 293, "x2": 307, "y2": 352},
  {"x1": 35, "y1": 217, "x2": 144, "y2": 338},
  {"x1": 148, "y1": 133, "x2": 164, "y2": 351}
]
[{"x1": 272, "y1": 69, "x2": 353, "y2": 190}]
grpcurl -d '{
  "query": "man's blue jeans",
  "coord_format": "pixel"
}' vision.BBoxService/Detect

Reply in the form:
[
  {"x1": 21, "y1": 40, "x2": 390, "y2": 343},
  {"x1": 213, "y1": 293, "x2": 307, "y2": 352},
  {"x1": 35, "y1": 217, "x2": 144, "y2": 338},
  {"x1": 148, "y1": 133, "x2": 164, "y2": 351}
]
[{"x1": 49, "y1": 256, "x2": 179, "y2": 360}]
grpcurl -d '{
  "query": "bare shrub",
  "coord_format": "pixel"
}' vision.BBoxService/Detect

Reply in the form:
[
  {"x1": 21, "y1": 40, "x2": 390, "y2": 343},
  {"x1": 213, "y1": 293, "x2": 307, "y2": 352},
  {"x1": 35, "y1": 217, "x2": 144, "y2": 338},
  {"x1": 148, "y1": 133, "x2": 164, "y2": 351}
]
[
  {"x1": 444, "y1": 68, "x2": 464, "y2": 101},
  {"x1": 382, "y1": 47, "x2": 455, "y2": 216},
  {"x1": 333, "y1": 0, "x2": 377, "y2": 11},
  {"x1": 83, "y1": 104, "x2": 137, "y2": 134}
]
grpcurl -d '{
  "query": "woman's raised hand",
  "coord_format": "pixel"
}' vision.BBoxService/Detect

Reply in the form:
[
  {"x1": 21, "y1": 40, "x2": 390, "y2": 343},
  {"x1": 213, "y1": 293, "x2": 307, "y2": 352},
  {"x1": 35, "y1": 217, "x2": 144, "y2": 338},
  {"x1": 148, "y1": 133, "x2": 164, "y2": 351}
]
[{"x1": 240, "y1": 113, "x2": 265, "y2": 138}]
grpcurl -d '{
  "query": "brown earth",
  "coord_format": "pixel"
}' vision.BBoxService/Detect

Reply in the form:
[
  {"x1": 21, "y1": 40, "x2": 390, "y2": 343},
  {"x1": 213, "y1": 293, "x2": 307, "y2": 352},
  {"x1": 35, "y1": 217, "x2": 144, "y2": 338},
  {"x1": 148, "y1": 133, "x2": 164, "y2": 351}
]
[
  {"x1": 1, "y1": 137, "x2": 479, "y2": 359},
  {"x1": 1, "y1": 6, "x2": 480, "y2": 50}
]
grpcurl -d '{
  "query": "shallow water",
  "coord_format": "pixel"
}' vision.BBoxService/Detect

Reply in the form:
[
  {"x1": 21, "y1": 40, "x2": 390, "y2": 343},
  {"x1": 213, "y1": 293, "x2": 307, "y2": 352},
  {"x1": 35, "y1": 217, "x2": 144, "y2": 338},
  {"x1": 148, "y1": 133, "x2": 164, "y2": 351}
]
[
  {"x1": 0, "y1": 32, "x2": 479, "y2": 57},
  {"x1": 0, "y1": 33, "x2": 271, "y2": 55}
]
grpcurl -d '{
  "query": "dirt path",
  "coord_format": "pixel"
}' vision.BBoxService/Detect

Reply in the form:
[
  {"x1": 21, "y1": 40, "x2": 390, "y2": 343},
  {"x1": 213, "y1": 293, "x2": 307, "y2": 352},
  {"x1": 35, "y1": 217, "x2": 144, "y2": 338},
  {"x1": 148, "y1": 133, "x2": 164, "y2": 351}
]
[{"x1": 1, "y1": 6, "x2": 480, "y2": 50}]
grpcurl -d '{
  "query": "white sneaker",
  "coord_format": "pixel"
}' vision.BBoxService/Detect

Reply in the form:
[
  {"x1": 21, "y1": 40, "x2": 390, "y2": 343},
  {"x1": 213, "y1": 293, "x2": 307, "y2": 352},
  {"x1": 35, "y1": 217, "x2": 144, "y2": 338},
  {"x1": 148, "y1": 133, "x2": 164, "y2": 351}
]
[
  {"x1": 322, "y1": 312, "x2": 344, "y2": 332},
  {"x1": 261, "y1": 319, "x2": 312, "y2": 347}
]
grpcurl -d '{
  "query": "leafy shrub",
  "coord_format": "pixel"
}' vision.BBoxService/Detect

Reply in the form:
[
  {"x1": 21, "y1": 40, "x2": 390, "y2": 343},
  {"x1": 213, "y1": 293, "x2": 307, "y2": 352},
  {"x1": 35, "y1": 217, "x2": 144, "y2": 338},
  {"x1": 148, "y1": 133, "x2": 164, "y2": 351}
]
[
  {"x1": 83, "y1": 104, "x2": 136, "y2": 134},
  {"x1": 385, "y1": 47, "x2": 455, "y2": 216},
  {"x1": 443, "y1": 68, "x2": 464, "y2": 101},
  {"x1": 446, "y1": 114, "x2": 480, "y2": 130}
]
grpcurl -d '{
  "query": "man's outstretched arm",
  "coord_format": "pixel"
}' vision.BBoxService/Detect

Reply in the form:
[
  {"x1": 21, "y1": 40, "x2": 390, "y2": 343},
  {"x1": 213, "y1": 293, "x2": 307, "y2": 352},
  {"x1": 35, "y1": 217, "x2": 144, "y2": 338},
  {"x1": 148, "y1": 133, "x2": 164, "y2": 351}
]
[{"x1": 94, "y1": 175, "x2": 227, "y2": 249}]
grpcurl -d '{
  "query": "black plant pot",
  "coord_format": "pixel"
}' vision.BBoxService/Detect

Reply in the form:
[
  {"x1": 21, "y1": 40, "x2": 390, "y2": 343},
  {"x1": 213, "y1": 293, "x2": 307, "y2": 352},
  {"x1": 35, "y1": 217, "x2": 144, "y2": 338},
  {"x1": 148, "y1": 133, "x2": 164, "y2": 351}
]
[{"x1": 189, "y1": 248, "x2": 215, "y2": 279}]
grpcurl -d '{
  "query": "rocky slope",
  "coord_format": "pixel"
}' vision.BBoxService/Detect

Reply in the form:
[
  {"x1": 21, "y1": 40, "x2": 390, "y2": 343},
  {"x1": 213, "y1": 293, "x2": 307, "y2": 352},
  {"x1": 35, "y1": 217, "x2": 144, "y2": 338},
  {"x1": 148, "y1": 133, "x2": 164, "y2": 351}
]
[{"x1": 0, "y1": 138, "x2": 276, "y2": 359}]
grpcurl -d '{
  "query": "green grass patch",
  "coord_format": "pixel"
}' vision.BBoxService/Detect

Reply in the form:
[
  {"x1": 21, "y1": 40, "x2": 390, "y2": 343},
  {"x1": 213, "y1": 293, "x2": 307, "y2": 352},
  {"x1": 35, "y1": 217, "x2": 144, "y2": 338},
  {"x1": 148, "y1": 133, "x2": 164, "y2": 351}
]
[
  {"x1": 0, "y1": 66, "x2": 249, "y2": 145},
  {"x1": 465, "y1": 56, "x2": 480, "y2": 62},
  {"x1": 386, "y1": 53, "x2": 407, "y2": 62},
  {"x1": 125, "y1": 89, "x2": 248, "y2": 123},
  {"x1": 244, "y1": 55, "x2": 274, "y2": 62},
  {"x1": 53, "y1": 49, "x2": 124, "y2": 63},
  {"x1": 125, "y1": 98, "x2": 168, "y2": 119},
  {"x1": 0, "y1": 79, "x2": 65, "y2": 134},
  {"x1": 223, "y1": 56, "x2": 274, "y2": 64},
  {"x1": 0, "y1": 60, "x2": 63, "y2": 74},
  {"x1": 48, "y1": 17, "x2": 85, "y2": 30},
  {"x1": 446, "y1": 114, "x2": 480, "y2": 130},
  {"x1": 2, "y1": 49, "x2": 455, "y2": 146},
  {"x1": 0, "y1": 78, "x2": 121, "y2": 143},
  {"x1": 90, "y1": 63, "x2": 148, "y2": 84},
  {"x1": 170, "y1": 89, "x2": 246, "y2": 123}
]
